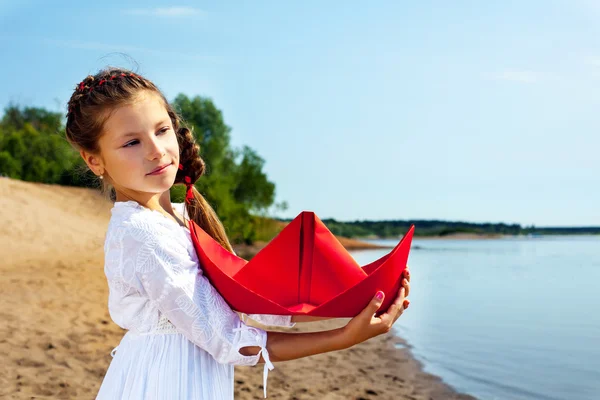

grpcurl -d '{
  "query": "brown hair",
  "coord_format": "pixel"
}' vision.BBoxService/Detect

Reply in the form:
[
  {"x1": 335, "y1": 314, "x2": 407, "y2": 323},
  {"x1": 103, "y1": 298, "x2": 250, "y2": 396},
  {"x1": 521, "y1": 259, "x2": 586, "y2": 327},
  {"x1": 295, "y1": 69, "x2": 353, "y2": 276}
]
[{"x1": 64, "y1": 67, "x2": 233, "y2": 252}]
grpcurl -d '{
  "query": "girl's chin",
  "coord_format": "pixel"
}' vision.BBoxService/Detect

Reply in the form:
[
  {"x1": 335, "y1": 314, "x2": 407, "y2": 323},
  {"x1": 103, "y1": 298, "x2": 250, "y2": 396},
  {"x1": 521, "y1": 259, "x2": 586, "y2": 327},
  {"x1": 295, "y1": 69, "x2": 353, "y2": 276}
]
[{"x1": 139, "y1": 178, "x2": 176, "y2": 192}]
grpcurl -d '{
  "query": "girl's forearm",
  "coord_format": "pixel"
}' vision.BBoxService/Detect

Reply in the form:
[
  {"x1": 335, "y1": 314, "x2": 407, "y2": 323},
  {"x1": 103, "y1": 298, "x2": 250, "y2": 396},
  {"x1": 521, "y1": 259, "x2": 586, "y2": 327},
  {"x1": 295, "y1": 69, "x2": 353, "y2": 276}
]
[{"x1": 239, "y1": 328, "x2": 351, "y2": 362}]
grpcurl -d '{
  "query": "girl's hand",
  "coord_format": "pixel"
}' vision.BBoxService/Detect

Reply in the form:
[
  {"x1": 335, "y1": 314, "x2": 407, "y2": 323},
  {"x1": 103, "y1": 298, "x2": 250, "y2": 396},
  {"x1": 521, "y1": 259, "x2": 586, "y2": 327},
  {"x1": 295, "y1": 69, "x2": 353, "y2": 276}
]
[{"x1": 342, "y1": 268, "x2": 410, "y2": 347}]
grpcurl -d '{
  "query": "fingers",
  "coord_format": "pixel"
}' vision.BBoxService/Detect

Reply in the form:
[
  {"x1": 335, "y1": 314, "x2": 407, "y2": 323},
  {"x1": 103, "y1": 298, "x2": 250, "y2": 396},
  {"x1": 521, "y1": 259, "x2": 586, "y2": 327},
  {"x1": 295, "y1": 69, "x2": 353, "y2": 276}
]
[
  {"x1": 402, "y1": 278, "x2": 410, "y2": 298},
  {"x1": 393, "y1": 275, "x2": 411, "y2": 323},
  {"x1": 380, "y1": 286, "x2": 405, "y2": 324},
  {"x1": 393, "y1": 298, "x2": 411, "y2": 323},
  {"x1": 393, "y1": 286, "x2": 406, "y2": 308},
  {"x1": 365, "y1": 290, "x2": 385, "y2": 317},
  {"x1": 371, "y1": 271, "x2": 412, "y2": 330},
  {"x1": 395, "y1": 274, "x2": 410, "y2": 323},
  {"x1": 390, "y1": 286, "x2": 407, "y2": 323}
]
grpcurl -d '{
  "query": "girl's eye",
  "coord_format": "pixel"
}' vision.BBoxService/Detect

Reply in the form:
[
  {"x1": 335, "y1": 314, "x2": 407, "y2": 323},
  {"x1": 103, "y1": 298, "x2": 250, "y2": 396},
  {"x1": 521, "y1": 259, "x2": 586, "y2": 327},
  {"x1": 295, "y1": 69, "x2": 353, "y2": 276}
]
[
  {"x1": 123, "y1": 128, "x2": 169, "y2": 147},
  {"x1": 123, "y1": 140, "x2": 139, "y2": 148}
]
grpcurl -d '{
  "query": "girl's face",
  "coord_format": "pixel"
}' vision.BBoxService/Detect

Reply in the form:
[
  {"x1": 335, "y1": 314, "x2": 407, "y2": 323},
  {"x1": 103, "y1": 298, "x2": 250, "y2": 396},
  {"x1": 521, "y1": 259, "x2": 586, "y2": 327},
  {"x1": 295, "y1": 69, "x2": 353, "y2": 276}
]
[{"x1": 86, "y1": 91, "x2": 180, "y2": 202}]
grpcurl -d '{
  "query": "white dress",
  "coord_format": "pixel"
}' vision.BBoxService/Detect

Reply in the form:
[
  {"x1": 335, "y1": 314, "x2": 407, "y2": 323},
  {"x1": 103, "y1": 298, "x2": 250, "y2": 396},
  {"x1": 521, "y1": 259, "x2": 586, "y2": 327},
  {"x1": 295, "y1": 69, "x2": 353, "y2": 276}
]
[{"x1": 96, "y1": 201, "x2": 294, "y2": 400}]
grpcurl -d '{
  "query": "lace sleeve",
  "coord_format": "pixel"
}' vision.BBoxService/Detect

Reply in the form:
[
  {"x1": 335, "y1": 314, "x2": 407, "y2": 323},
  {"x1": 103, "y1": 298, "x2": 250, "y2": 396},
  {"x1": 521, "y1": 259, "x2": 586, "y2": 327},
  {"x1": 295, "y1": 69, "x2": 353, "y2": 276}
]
[
  {"x1": 242, "y1": 313, "x2": 296, "y2": 328},
  {"x1": 113, "y1": 217, "x2": 275, "y2": 397}
]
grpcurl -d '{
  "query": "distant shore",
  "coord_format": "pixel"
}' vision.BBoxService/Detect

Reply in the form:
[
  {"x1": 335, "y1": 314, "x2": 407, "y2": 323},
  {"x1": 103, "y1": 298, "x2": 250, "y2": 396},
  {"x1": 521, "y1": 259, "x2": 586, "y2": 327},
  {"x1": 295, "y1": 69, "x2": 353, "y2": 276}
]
[
  {"x1": 360, "y1": 232, "x2": 600, "y2": 243},
  {"x1": 233, "y1": 236, "x2": 392, "y2": 258},
  {"x1": 412, "y1": 232, "x2": 505, "y2": 240},
  {"x1": 232, "y1": 233, "x2": 508, "y2": 258}
]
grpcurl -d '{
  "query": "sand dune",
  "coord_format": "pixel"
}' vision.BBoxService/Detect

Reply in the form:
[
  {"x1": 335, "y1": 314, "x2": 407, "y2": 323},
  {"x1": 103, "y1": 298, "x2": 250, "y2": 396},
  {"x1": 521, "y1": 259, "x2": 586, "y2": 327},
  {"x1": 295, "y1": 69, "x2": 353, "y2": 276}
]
[{"x1": 0, "y1": 177, "x2": 473, "y2": 399}]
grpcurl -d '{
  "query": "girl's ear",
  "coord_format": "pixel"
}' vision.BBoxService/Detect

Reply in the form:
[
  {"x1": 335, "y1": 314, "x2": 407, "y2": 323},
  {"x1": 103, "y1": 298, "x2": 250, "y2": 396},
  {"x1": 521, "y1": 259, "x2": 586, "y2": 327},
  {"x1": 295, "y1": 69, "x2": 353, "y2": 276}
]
[{"x1": 79, "y1": 149, "x2": 104, "y2": 176}]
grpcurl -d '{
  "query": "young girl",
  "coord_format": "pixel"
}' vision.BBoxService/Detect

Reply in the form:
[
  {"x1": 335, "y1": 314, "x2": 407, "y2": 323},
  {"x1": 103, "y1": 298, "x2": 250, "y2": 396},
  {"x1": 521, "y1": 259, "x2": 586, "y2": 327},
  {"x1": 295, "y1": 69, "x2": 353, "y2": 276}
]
[{"x1": 64, "y1": 67, "x2": 411, "y2": 399}]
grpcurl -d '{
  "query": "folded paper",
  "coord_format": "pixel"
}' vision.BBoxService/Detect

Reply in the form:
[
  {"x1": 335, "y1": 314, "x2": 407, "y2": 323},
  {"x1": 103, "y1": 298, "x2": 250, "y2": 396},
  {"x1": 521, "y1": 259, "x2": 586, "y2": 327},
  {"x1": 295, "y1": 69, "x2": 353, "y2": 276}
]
[{"x1": 188, "y1": 211, "x2": 414, "y2": 318}]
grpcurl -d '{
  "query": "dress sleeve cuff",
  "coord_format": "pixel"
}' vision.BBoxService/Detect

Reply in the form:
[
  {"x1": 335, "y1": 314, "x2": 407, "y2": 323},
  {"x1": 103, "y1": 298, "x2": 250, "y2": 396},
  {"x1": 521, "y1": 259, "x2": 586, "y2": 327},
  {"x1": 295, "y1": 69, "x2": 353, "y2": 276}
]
[{"x1": 233, "y1": 325, "x2": 274, "y2": 398}]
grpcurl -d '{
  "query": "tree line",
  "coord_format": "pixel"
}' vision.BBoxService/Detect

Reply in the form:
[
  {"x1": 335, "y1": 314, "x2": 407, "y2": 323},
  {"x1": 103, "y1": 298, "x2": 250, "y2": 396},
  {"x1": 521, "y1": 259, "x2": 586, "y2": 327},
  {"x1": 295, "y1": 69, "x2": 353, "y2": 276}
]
[
  {"x1": 279, "y1": 218, "x2": 600, "y2": 238},
  {"x1": 2, "y1": 97, "x2": 596, "y2": 242}
]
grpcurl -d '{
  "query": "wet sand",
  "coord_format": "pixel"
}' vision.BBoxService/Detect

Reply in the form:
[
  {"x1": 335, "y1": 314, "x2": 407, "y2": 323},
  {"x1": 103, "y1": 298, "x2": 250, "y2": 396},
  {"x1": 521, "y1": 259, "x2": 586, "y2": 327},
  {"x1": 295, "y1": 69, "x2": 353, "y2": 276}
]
[{"x1": 0, "y1": 178, "x2": 475, "y2": 399}]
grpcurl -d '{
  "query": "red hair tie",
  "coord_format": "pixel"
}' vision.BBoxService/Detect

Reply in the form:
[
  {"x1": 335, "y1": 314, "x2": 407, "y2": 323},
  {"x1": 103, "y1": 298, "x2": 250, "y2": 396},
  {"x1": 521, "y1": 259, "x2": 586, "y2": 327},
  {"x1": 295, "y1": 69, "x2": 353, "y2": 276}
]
[
  {"x1": 183, "y1": 176, "x2": 194, "y2": 203},
  {"x1": 179, "y1": 164, "x2": 193, "y2": 202}
]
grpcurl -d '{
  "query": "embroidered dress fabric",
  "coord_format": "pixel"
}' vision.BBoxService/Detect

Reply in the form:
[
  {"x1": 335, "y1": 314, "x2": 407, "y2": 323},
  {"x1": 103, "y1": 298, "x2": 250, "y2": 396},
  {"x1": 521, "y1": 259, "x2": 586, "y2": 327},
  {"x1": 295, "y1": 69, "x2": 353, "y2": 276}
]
[{"x1": 96, "y1": 201, "x2": 294, "y2": 400}]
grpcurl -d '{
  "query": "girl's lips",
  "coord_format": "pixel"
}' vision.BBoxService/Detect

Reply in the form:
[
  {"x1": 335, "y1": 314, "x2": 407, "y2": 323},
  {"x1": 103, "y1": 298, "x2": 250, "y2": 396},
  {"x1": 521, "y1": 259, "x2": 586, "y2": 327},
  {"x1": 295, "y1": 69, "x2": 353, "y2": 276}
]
[{"x1": 147, "y1": 163, "x2": 171, "y2": 175}]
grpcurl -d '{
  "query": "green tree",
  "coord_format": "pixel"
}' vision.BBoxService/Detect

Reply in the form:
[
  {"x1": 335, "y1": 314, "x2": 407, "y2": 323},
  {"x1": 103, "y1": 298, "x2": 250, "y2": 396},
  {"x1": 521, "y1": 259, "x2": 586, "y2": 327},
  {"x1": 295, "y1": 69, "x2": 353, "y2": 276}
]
[
  {"x1": 0, "y1": 106, "x2": 80, "y2": 183},
  {"x1": 172, "y1": 94, "x2": 234, "y2": 172},
  {"x1": 233, "y1": 146, "x2": 275, "y2": 211},
  {"x1": 171, "y1": 95, "x2": 278, "y2": 243},
  {"x1": 1, "y1": 104, "x2": 63, "y2": 134},
  {"x1": 0, "y1": 151, "x2": 21, "y2": 178}
]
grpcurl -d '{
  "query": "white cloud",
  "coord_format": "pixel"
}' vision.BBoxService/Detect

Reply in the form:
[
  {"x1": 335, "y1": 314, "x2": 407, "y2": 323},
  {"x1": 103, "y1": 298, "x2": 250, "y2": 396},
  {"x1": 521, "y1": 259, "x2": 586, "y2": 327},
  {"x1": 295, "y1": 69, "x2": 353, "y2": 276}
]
[
  {"x1": 122, "y1": 7, "x2": 204, "y2": 17},
  {"x1": 486, "y1": 69, "x2": 541, "y2": 84}
]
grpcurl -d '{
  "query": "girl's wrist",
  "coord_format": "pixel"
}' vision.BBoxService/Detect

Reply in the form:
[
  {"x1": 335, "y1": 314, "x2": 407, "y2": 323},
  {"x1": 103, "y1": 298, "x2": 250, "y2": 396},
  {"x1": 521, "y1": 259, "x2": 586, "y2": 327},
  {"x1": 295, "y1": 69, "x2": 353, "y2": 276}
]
[{"x1": 338, "y1": 325, "x2": 360, "y2": 349}]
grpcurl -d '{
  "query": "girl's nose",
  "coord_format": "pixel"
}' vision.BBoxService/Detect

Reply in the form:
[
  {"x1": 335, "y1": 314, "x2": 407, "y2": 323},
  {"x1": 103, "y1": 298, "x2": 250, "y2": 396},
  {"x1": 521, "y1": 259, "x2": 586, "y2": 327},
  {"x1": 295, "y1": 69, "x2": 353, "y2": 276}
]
[{"x1": 146, "y1": 137, "x2": 166, "y2": 159}]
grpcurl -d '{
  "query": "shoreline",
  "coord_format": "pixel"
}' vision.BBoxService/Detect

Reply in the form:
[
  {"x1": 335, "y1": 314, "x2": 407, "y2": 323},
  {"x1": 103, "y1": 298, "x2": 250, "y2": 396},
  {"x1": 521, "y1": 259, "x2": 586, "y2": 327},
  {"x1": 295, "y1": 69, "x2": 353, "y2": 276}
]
[
  {"x1": 232, "y1": 236, "x2": 392, "y2": 257},
  {"x1": 412, "y1": 233, "x2": 505, "y2": 240},
  {"x1": 0, "y1": 256, "x2": 477, "y2": 400},
  {"x1": 236, "y1": 318, "x2": 477, "y2": 400}
]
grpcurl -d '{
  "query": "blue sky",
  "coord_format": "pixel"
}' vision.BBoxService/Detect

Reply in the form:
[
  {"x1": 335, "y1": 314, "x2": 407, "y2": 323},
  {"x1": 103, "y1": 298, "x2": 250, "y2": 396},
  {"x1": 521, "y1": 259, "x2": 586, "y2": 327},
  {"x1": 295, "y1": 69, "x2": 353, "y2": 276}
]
[{"x1": 1, "y1": 1, "x2": 598, "y2": 226}]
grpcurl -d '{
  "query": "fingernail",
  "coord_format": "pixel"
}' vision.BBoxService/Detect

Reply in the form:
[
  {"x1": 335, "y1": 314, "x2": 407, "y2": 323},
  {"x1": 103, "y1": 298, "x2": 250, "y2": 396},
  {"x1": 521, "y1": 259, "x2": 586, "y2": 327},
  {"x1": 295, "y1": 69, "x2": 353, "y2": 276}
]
[
  {"x1": 404, "y1": 300, "x2": 410, "y2": 309},
  {"x1": 375, "y1": 291, "x2": 384, "y2": 300}
]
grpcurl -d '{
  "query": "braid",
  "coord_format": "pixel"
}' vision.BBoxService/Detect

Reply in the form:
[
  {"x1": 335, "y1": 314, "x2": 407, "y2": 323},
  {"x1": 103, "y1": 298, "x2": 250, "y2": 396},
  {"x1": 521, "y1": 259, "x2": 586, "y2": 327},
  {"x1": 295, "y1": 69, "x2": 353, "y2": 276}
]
[
  {"x1": 66, "y1": 75, "x2": 94, "y2": 119},
  {"x1": 175, "y1": 126, "x2": 233, "y2": 252},
  {"x1": 175, "y1": 127, "x2": 205, "y2": 185},
  {"x1": 66, "y1": 71, "x2": 148, "y2": 120}
]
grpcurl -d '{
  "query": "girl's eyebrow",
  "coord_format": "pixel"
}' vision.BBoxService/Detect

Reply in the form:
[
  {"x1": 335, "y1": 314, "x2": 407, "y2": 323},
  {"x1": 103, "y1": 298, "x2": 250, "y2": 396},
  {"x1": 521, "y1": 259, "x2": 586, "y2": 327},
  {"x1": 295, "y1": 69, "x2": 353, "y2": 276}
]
[{"x1": 118, "y1": 120, "x2": 170, "y2": 140}]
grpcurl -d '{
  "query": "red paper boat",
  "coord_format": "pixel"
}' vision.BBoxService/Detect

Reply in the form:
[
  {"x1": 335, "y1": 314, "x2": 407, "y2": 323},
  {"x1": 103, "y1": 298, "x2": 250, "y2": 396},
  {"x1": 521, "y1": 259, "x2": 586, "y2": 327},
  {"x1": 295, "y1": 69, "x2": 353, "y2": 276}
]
[{"x1": 188, "y1": 211, "x2": 414, "y2": 318}]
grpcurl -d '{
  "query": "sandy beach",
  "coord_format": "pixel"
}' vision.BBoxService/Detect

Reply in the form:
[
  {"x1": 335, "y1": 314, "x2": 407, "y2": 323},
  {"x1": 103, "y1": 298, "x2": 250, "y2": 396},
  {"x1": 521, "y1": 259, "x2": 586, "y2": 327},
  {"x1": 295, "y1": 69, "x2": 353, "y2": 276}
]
[{"x1": 0, "y1": 177, "x2": 475, "y2": 400}]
